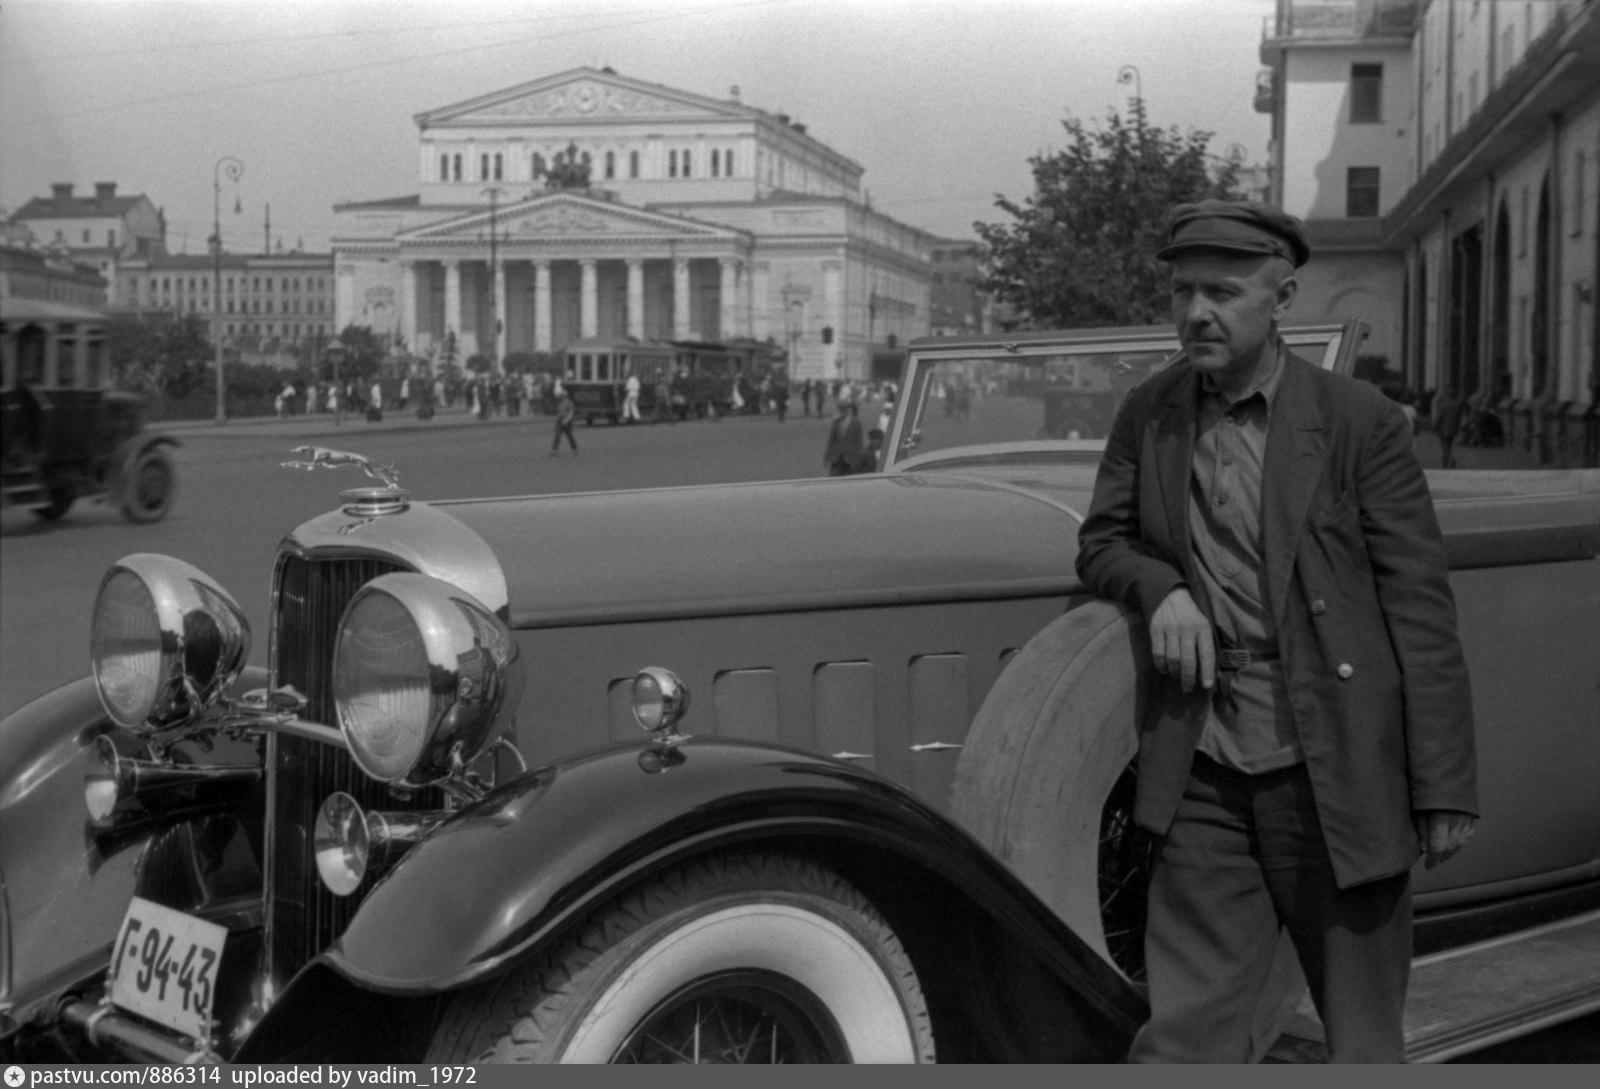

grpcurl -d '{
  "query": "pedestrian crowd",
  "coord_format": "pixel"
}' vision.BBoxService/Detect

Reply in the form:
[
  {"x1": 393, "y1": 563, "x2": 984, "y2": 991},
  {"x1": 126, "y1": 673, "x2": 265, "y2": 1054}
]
[{"x1": 263, "y1": 364, "x2": 908, "y2": 478}]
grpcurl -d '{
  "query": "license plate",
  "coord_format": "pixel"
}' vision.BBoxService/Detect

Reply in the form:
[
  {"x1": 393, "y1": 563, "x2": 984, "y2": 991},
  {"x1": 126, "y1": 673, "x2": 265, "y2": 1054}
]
[{"x1": 108, "y1": 896, "x2": 227, "y2": 1040}]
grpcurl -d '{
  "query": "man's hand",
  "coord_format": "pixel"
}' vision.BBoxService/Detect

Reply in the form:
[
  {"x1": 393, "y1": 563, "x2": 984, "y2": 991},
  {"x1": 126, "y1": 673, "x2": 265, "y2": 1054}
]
[
  {"x1": 1149, "y1": 587, "x2": 1215, "y2": 693},
  {"x1": 1414, "y1": 810, "x2": 1477, "y2": 869}
]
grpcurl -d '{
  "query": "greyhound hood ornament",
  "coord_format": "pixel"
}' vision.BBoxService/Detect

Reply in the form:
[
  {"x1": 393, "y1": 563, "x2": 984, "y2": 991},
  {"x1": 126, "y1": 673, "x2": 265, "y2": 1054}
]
[{"x1": 281, "y1": 446, "x2": 410, "y2": 527}]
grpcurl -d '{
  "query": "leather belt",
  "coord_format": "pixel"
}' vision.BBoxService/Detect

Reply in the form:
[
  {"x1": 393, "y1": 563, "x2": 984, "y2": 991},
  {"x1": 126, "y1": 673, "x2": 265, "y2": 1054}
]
[
  {"x1": 1217, "y1": 648, "x2": 1279, "y2": 671},
  {"x1": 1214, "y1": 647, "x2": 1280, "y2": 715}
]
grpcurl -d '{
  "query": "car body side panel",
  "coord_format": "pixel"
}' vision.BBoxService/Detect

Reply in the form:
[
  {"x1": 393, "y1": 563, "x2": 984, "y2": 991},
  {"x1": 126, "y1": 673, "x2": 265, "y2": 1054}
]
[
  {"x1": 1412, "y1": 557, "x2": 1600, "y2": 897},
  {"x1": 323, "y1": 738, "x2": 1144, "y2": 1030},
  {"x1": 504, "y1": 595, "x2": 1070, "y2": 797}
]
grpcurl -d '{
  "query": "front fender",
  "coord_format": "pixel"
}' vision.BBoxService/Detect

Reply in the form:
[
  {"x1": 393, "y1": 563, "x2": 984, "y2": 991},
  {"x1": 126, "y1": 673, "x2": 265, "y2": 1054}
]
[
  {"x1": 0, "y1": 667, "x2": 264, "y2": 1027},
  {"x1": 321, "y1": 738, "x2": 1137, "y2": 1018}
]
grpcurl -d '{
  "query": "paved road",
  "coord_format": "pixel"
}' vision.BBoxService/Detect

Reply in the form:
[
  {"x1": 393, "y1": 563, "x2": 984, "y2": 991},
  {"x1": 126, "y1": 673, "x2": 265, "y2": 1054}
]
[{"x1": 0, "y1": 402, "x2": 845, "y2": 718}]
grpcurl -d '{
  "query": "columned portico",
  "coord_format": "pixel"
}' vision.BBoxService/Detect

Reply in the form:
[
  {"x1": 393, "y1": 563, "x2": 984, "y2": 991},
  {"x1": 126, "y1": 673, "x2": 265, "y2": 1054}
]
[{"x1": 391, "y1": 191, "x2": 759, "y2": 361}]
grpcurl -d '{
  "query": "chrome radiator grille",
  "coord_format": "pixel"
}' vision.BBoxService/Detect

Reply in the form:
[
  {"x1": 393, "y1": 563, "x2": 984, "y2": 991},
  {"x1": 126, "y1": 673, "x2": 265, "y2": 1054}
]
[{"x1": 268, "y1": 554, "x2": 438, "y2": 981}]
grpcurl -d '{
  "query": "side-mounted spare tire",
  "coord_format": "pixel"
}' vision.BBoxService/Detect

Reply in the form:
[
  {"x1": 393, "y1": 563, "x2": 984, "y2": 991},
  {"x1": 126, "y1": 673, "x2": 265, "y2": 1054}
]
[
  {"x1": 425, "y1": 850, "x2": 935, "y2": 1064},
  {"x1": 949, "y1": 599, "x2": 1305, "y2": 1062}
]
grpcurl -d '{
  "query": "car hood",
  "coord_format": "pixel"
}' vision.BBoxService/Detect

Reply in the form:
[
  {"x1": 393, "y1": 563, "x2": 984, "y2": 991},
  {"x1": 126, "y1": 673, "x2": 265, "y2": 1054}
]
[{"x1": 434, "y1": 470, "x2": 1090, "y2": 628}]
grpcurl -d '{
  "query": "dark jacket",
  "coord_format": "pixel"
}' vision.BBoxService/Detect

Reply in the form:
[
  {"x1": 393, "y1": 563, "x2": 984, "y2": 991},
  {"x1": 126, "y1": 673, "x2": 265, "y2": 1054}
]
[
  {"x1": 824, "y1": 411, "x2": 865, "y2": 471},
  {"x1": 1075, "y1": 348, "x2": 1477, "y2": 887}
]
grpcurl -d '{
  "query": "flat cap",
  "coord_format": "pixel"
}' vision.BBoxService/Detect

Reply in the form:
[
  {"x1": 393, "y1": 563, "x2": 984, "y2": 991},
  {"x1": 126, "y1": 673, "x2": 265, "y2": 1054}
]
[{"x1": 1156, "y1": 199, "x2": 1310, "y2": 267}]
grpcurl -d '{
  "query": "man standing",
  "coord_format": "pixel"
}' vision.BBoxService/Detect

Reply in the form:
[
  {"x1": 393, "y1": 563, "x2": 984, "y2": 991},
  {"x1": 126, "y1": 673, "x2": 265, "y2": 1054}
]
[
  {"x1": 623, "y1": 370, "x2": 642, "y2": 423},
  {"x1": 1075, "y1": 200, "x2": 1478, "y2": 1063},
  {"x1": 773, "y1": 378, "x2": 789, "y2": 423},
  {"x1": 822, "y1": 400, "x2": 864, "y2": 476}
]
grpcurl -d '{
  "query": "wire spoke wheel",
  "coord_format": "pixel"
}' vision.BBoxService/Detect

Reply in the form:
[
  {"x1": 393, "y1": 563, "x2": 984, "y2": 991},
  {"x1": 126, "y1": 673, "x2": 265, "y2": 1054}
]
[
  {"x1": 1097, "y1": 761, "x2": 1154, "y2": 983},
  {"x1": 613, "y1": 971, "x2": 847, "y2": 1063},
  {"x1": 425, "y1": 851, "x2": 934, "y2": 1064}
]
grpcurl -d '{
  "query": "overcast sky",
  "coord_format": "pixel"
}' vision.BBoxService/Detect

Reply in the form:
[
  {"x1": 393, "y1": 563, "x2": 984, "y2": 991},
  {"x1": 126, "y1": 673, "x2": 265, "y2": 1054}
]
[{"x1": 1, "y1": 0, "x2": 1277, "y2": 252}]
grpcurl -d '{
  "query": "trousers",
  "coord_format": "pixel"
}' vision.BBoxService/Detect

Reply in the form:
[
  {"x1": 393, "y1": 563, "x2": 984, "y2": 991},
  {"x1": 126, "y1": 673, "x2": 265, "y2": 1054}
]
[{"x1": 1128, "y1": 755, "x2": 1412, "y2": 1063}]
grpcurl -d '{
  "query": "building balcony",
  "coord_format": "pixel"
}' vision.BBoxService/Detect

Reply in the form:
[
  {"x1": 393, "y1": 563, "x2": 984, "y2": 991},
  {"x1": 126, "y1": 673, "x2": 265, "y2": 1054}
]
[{"x1": 1261, "y1": 0, "x2": 1419, "y2": 61}]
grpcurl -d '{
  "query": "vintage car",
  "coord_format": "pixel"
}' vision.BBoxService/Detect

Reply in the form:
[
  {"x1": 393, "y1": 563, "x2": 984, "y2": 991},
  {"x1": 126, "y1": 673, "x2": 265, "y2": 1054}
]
[
  {"x1": 0, "y1": 385, "x2": 179, "y2": 523},
  {"x1": 2, "y1": 321, "x2": 1597, "y2": 1064}
]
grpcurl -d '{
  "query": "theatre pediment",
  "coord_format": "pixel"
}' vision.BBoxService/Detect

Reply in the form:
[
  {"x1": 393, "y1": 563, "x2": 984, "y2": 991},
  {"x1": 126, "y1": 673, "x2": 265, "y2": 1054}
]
[
  {"x1": 401, "y1": 196, "x2": 739, "y2": 243},
  {"x1": 419, "y1": 69, "x2": 748, "y2": 127}
]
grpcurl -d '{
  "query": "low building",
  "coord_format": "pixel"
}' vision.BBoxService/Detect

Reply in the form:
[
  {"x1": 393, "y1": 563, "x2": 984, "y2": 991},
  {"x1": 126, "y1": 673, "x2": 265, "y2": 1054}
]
[
  {"x1": 116, "y1": 249, "x2": 336, "y2": 366},
  {"x1": 1, "y1": 241, "x2": 109, "y2": 388},
  {"x1": 8, "y1": 183, "x2": 166, "y2": 305},
  {"x1": 332, "y1": 67, "x2": 939, "y2": 381}
]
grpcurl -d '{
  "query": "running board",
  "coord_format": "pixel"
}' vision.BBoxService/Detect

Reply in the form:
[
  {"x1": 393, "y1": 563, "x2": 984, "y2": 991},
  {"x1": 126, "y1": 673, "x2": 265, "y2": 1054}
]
[{"x1": 1266, "y1": 908, "x2": 1600, "y2": 1062}]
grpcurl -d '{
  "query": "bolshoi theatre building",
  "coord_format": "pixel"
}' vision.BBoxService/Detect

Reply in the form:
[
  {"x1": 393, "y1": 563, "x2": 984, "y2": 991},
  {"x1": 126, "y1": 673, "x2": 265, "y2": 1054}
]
[{"x1": 332, "y1": 68, "x2": 942, "y2": 381}]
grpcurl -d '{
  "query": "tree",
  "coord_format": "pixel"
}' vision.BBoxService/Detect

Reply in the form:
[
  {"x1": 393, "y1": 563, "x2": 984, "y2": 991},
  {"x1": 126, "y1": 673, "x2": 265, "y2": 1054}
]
[
  {"x1": 105, "y1": 312, "x2": 213, "y2": 400},
  {"x1": 333, "y1": 324, "x2": 386, "y2": 383},
  {"x1": 975, "y1": 103, "x2": 1242, "y2": 330}
]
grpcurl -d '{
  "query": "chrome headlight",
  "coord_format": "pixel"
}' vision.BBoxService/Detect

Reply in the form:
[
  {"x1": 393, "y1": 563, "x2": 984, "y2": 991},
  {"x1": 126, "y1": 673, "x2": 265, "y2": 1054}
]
[
  {"x1": 632, "y1": 666, "x2": 691, "y2": 735},
  {"x1": 332, "y1": 573, "x2": 522, "y2": 786},
  {"x1": 90, "y1": 554, "x2": 251, "y2": 731}
]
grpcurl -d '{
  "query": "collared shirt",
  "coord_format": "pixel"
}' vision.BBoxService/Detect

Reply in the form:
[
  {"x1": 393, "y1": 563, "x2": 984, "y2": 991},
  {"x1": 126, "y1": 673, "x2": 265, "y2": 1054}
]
[{"x1": 1187, "y1": 341, "x2": 1304, "y2": 773}]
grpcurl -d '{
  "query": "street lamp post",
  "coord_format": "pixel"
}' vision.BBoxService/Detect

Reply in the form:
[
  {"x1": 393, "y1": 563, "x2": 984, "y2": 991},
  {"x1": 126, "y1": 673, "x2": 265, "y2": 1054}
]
[
  {"x1": 786, "y1": 299, "x2": 803, "y2": 379},
  {"x1": 1117, "y1": 65, "x2": 1143, "y2": 123},
  {"x1": 212, "y1": 156, "x2": 243, "y2": 424},
  {"x1": 482, "y1": 186, "x2": 504, "y2": 371}
]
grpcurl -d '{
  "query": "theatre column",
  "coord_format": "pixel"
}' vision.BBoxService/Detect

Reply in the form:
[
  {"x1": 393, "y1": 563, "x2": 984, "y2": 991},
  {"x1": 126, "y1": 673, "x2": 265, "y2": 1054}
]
[
  {"x1": 626, "y1": 259, "x2": 645, "y2": 339},
  {"x1": 533, "y1": 260, "x2": 552, "y2": 352},
  {"x1": 443, "y1": 259, "x2": 462, "y2": 352},
  {"x1": 579, "y1": 259, "x2": 599, "y2": 339},
  {"x1": 673, "y1": 258, "x2": 691, "y2": 339},
  {"x1": 718, "y1": 257, "x2": 739, "y2": 340},
  {"x1": 493, "y1": 259, "x2": 507, "y2": 368},
  {"x1": 400, "y1": 260, "x2": 419, "y2": 352}
]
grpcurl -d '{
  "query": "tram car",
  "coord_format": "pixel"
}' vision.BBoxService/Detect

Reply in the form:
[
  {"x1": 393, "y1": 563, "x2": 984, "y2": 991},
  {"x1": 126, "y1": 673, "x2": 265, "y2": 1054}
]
[{"x1": 559, "y1": 338, "x2": 770, "y2": 423}]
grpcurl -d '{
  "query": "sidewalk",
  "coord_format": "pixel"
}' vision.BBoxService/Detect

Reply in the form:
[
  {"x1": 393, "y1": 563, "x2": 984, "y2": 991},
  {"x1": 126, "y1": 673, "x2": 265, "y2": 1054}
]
[{"x1": 159, "y1": 404, "x2": 552, "y2": 441}]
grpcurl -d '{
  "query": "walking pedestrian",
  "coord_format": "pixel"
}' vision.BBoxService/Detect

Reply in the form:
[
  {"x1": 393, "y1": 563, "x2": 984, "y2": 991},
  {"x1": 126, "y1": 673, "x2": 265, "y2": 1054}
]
[
  {"x1": 654, "y1": 378, "x2": 675, "y2": 424},
  {"x1": 773, "y1": 379, "x2": 789, "y2": 422},
  {"x1": 1076, "y1": 199, "x2": 1476, "y2": 1063},
  {"x1": 551, "y1": 389, "x2": 578, "y2": 455},
  {"x1": 623, "y1": 371, "x2": 642, "y2": 423}
]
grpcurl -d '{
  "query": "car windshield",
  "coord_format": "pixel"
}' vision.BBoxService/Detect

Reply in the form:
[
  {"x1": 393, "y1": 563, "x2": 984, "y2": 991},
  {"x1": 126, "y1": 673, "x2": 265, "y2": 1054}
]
[{"x1": 889, "y1": 324, "x2": 1354, "y2": 468}]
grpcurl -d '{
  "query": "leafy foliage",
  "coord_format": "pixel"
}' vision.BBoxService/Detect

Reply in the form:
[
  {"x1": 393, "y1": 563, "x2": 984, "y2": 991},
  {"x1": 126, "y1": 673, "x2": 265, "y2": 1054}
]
[
  {"x1": 975, "y1": 103, "x2": 1242, "y2": 330},
  {"x1": 328, "y1": 324, "x2": 386, "y2": 383},
  {"x1": 106, "y1": 312, "x2": 213, "y2": 399}
]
